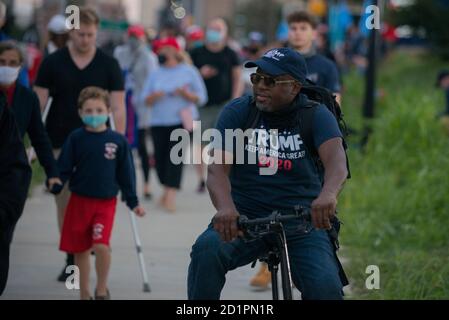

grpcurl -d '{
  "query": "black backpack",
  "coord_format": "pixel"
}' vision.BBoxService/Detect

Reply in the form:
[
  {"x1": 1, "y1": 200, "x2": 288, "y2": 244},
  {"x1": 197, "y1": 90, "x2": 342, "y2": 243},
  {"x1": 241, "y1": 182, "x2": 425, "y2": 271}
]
[
  {"x1": 244, "y1": 85, "x2": 351, "y2": 179},
  {"x1": 242, "y1": 87, "x2": 351, "y2": 287}
]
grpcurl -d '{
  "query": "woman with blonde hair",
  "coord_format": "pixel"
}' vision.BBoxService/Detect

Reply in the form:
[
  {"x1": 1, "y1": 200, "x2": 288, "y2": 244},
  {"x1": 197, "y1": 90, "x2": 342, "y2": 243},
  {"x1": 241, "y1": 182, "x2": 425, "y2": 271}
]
[{"x1": 141, "y1": 38, "x2": 207, "y2": 212}]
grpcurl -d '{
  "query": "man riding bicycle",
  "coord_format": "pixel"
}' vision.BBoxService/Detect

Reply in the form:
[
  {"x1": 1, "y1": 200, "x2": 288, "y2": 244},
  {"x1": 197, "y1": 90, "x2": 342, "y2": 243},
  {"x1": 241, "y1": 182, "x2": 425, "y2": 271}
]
[{"x1": 187, "y1": 48, "x2": 348, "y2": 300}]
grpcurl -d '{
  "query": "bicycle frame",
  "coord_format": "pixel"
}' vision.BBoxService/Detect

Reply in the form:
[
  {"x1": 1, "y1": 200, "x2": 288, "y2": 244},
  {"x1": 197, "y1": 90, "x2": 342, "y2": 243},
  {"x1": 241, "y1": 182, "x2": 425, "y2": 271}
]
[
  {"x1": 262, "y1": 222, "x2": 293, "y2": 300},
  {"x1": 239, "y1": 207, "x2": 311, "y2": 300}
]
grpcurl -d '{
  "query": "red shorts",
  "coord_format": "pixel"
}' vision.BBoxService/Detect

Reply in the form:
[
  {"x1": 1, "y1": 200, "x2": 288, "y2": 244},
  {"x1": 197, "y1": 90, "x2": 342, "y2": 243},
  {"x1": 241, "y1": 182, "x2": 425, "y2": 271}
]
[{"x1": 60, "y1": 193, "x2": 117, "y2": 254}]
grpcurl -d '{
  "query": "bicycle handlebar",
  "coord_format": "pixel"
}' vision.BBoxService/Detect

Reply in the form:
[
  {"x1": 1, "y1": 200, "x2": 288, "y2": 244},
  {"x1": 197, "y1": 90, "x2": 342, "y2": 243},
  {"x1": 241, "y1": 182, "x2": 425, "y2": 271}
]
[{"x1": 238, "y1": 207, "x2": 311, "y2": 230}]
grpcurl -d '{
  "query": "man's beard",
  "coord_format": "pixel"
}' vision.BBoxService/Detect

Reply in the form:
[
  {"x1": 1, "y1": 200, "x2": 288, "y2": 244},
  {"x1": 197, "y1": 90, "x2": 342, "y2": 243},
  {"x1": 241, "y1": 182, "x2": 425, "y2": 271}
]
[
  {"x1": 255, "y1": 101, "x2": 271, "y2": 112},
  {"x1": 258, "y1": 97, "x2": 301, "y2": 129}
]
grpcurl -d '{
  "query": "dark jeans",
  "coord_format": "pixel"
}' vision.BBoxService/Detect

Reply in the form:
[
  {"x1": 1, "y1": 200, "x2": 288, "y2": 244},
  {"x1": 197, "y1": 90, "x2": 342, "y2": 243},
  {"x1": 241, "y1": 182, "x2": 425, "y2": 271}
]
[
  {"x1": 0, "y1": 216, "x2": 18, "y2": 296},
  {"x1": 137, "y1": 129, "x2": 151, "y2": 184},
  {"x1": 151, "y1": 125, "x2": 184, "y2": 189},
  {"x1": 187, "y1": 224, "x2": 343, "y2": 300}
]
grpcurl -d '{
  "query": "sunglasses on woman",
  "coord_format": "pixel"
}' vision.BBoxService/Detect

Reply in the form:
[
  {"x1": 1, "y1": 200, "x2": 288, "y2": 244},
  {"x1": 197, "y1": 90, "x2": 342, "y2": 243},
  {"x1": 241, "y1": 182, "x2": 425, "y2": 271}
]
[{"x1": 250, "y1": 73, "x2": 298, "y2": 88}]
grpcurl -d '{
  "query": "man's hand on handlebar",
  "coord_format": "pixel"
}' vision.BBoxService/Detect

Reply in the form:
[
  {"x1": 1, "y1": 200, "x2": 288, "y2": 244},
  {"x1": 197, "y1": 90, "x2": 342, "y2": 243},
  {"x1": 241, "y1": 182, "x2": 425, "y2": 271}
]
[
  {"x1": 311, "y1": 192, "x2": 337, "y2": 230},
  {"x1": 213, "y1": 207, "x2": 244, "y2": 242}
]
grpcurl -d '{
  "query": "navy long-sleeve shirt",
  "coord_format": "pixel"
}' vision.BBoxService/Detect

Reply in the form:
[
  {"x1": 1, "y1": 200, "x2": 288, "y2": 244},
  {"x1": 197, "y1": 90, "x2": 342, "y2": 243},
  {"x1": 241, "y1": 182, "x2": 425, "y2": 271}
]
[
  {"x1": 0, "y1": 94, "x2": 31, "y2": 228},
  {"x1": 58, "y1": 128, "x2": 139, "y2": 210},
  {"x1": 10, "y1": 83, "x2": 59, "y2": 178}
]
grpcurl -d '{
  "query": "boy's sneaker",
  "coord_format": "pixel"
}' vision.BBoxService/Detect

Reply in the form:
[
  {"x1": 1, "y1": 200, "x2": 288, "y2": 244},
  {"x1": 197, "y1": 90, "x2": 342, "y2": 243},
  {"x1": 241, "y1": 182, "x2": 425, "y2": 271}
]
[
  {"x1": 57, "y1": 265, "x2": 70, "y2": 282},
  {"x1": 57, "y1": 254, "x2": 75, "y2": 282}
]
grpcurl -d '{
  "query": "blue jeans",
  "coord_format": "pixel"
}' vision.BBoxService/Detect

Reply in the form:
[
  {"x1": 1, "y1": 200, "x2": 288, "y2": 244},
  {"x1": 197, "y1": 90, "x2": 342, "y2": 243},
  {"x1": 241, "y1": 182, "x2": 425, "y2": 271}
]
[{"x1": 187, "y1": 224, "x2": 343, "y2": 300}]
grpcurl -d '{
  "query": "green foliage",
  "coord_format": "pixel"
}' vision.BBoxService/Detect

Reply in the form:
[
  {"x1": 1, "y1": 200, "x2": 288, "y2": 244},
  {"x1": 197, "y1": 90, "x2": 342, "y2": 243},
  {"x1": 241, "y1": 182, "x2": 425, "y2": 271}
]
[
  {"x1": 24, "y1": 135, "x2": 46, "y2": 193},
  {"x1": 340, "y1": 50, "x2": 449, "y2": 299}
]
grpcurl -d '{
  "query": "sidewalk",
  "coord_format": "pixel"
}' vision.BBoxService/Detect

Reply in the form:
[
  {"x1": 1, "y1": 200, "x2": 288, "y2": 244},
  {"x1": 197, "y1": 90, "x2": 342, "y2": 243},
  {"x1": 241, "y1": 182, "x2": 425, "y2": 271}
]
[{"x1": 1, "y1": 165, "x2": 284, "y2": 300}]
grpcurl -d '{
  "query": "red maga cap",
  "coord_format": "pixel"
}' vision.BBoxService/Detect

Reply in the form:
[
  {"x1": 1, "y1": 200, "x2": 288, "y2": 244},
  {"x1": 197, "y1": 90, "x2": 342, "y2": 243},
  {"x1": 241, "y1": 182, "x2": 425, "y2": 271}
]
[
  {"x1": 152, "y1": 37, "x2": 181, "y2": 54},
  {"x1": 128, "y1": 25, "x2": 146, "y2": 39},
  {"x1": 186, "y1": 25, "x2": 204, "y2": 41}
]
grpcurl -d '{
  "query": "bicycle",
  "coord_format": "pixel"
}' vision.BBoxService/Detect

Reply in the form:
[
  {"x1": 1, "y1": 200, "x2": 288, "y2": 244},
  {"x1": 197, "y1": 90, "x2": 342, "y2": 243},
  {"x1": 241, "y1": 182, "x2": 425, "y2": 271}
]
[{"x1": 238, "y1": 206, "x2": 312, "y2": 300}]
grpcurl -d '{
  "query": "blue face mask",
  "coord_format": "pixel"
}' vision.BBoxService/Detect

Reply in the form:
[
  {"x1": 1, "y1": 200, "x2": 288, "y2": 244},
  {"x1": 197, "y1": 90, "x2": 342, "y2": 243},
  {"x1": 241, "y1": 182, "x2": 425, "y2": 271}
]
[
  {"x1": 81, "y1": 115, "x2": 108, "y2": 129},
  {"x1": 206, "y1": 30, "x2": 223, "y2": 44}
]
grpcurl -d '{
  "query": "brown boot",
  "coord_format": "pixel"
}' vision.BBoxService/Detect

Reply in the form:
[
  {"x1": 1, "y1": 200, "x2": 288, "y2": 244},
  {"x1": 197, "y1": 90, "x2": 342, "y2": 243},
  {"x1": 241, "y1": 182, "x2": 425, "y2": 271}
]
[{"x1": 249, "y1": 263, "x2": 271, "y2": 289}]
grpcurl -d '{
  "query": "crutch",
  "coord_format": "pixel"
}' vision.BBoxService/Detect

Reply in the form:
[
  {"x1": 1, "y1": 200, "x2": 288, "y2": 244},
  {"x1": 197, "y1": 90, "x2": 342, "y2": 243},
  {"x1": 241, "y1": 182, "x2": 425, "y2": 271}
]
[
  {"x1": 109, "y1": 113, "x2": 151, "y2": 292},
  {"x1": 27, "y1": 97, "x2": 53, "y2": 163}
]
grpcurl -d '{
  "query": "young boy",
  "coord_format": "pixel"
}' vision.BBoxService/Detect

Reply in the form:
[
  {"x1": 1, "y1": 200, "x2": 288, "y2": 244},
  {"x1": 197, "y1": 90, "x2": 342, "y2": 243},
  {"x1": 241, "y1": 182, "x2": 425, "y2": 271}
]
[{"x1": 55, "y1": 86, "x2": 145, "y2": 300}]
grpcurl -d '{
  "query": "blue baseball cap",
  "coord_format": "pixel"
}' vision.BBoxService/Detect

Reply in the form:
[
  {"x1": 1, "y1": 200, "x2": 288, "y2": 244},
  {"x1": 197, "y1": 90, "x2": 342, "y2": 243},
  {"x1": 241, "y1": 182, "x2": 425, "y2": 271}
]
[{"x1": 244, "y1": 47, "x2": 308, "y2": 84}]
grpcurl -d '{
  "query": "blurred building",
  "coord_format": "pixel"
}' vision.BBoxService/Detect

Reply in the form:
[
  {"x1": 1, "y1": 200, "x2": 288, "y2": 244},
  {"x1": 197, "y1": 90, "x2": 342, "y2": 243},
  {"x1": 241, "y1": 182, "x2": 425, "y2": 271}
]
[
  {"x1": 7, "y1": 0, "x2": 365, "y2": 46},
  {"x1": 138, "y1": 0, "x2": 237, "y2": 28}
]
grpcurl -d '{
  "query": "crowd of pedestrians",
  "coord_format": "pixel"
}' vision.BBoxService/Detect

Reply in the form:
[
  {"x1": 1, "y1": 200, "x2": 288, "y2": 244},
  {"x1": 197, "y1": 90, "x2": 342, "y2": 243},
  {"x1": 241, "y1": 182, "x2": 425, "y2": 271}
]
[{"x1": 0, "y1": 2, "x2": 372, "y2": 299}]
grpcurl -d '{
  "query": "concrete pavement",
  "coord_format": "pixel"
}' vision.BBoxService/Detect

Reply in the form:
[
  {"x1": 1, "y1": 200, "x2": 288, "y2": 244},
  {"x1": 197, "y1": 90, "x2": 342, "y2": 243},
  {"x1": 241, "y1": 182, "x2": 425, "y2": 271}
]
[{"x1": 1, "y1": 164, "x2": 293, "y2": 300}]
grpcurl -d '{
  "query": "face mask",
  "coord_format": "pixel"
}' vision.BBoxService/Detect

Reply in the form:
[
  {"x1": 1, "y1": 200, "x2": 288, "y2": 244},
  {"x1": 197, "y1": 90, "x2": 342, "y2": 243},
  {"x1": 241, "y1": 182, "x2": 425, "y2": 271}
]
[
  {"x1": 81, "y1": 115, "x2": 108, "y2": 129},
  {"x1": 206, "y1": 30, "x2": 223, "y2": 44},
  {"x1": 0, "y1": 66, "x2": 20, "y2": 85},
  {"x1": 158, "y1": 54, "x2": 167, "y2": 65}
]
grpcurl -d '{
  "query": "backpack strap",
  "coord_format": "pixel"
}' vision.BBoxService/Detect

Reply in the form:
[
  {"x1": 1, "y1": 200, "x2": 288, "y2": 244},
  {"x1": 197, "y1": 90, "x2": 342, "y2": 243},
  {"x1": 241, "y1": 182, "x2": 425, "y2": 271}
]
[{"x1": 298, "y1": 101, "x2": 321, "y2": 169}]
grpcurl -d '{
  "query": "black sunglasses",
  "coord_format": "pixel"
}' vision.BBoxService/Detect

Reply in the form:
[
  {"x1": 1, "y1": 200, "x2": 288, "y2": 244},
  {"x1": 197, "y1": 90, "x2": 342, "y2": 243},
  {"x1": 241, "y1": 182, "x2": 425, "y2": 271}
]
[{"x1": 250, "y1": 73, "x2": 298, "y2": 88}]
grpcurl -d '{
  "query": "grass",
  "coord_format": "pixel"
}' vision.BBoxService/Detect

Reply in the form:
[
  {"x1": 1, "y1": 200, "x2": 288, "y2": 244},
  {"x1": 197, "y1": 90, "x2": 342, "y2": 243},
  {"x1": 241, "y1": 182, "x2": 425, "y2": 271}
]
[
  {"x1": 340, "y1": 49, "x2": 449, "y2": 299},
  {"x1": 24, "y1": 136, "x2": 46, "y2": 193}
]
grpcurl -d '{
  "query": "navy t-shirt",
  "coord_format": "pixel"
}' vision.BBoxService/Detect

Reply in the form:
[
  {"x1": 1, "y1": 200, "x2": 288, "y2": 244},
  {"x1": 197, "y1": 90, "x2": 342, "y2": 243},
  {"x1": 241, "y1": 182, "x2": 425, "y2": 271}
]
[
  {"x1": 305, "y1": 54, "x2": 341, "y2": 93},
  {"x1": 58, "y1": 128, "x2": 138, "y2": 209},
  {"x1": 212, "y1": 94, "x2": 342, "y2": 218}
]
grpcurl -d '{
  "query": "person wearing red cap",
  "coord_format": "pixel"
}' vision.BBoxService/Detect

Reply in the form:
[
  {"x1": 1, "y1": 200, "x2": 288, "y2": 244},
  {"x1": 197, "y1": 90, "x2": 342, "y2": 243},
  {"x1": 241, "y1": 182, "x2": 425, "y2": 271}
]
[
  {"x1": 114, "y1": 25, "x2": 158, "y2": 200},
  {"x1": 152, "y1": 37, "x2": 181, "y2": 53},
  {"x1": 185, "y1": 25, "x2": 205, "y2": 51},
  {"x1": 141, "y1": 38, "x2": 207, "y2": 212}
]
